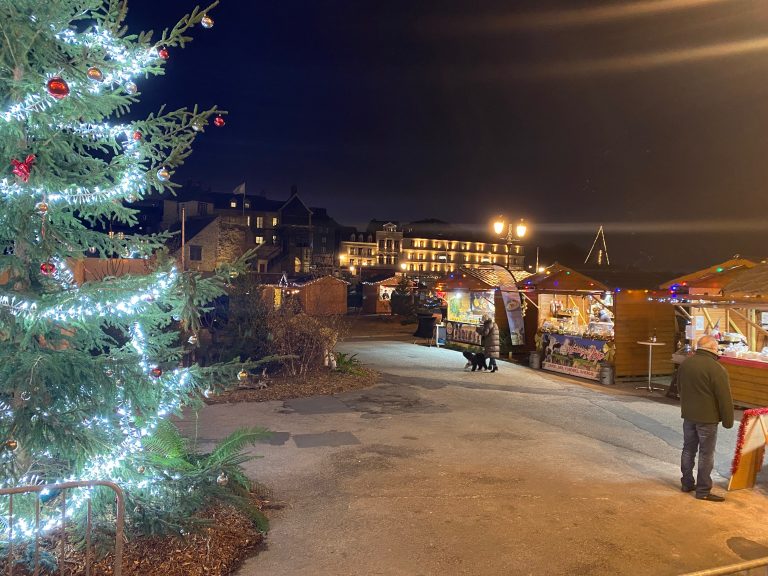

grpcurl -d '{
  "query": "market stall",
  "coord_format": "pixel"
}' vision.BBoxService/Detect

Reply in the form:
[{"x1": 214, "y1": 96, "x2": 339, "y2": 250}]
[
  {"x1": 661, "y1": 262, "x2": 768, "y2": 407},
  {"x1": 262, "y1": 274, "x2": 348, "y2": 316},
  {"x1": 518, "y1": 264, "x2": 614, "y2": 381},
  {"x1": 361, "y1": 275, "x2": 402, "y2": 314},
  {"x1": 435, "y1": 265, "x2": 527, "y2": 349}
]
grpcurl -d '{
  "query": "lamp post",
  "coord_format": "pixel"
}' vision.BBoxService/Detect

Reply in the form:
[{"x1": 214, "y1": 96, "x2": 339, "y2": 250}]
[{"x1": 493, "y1": 216, "x2": 528, "y2": 270}]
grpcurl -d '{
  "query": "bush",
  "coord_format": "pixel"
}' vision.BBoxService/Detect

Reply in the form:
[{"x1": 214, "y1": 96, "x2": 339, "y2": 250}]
[{"x1": 268, "y1": 298, "x2": 348, "y2": 377}]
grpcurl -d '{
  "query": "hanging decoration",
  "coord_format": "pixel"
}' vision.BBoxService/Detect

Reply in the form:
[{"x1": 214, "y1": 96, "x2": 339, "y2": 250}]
[
  {"x1": 237, "y1": 369, "x2": 248, "y2": 381},
  {"x1": 86, "y1": 67, "x2": 104, "y2": 82},
  {"x1": 727, "y1": 407, "x2": 768, "y2": 491},
  {"x1": 40, "y1": 261, "x2": 56, "y2": 276},
  {"x1": 35, "y1": 201, "x2": 48, "y2": 214},
  {"x1": 201, "y1": 14, "x2": 214, "y2": 28},
  {"x1": 157, "y1": 47, "x2": 170, "y2": 60},
  {"x1": 150, "y1": 366, "x2": 163, "y2": 378},
  {"x1": 216, "y1": 472, "x2": 228, "y2": 486},
  {"x1": 124, "y1": 81, "x2": 138, "y2": 95},
  {"x1": 156, "y1": 167, "x2": 170, "y2": 182},
  {"x1": 132, "y1": 131, "x2": 142, "y2": 141},
  {"x1": 188, "y1": 334, "x2": 198, "y2": 345},
  {"x1": 213, "y1": 115, "x2": 225, "y2": 127},
  {"x1": 11, "y1": 154, "x2": 36, "y2": 182},
  {"x1": 46, "y1": 76, "x2": 70, "y2": 99},
  {"x1": 4, "y1": 439, "x2": 18, "y2": 451},
  {"x1": 191, "y1": 120, "x2": 205, "y2": 132}
]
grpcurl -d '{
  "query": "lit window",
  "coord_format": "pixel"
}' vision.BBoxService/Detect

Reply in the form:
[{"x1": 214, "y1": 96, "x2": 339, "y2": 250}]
[
  {"x1": 244, "y1": 202, "x2": 250, "y2": 209},
  {"x1": 256, "y1": 216, "x2": 263, "y2": 228},
  {"x1": 272, "y1": 217, "x2": 278, "y2": 226},
  {"x1": 230, "y1": 201, "x2": 237, "y2": 208},
  {"x1": 255, "y1": 236, "x2": 264, "y2": 244}
]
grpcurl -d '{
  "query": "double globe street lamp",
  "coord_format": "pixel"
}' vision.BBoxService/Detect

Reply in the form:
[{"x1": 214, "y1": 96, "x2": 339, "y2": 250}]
[{"x1": 493, "y1": 216, "x2": 528, "y2": 270}]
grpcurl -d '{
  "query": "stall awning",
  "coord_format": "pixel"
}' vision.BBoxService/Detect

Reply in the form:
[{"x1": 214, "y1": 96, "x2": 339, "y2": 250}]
[
  {"x1": 437, "y1": 265, "x2": 528, "y2": 291},
  {"x1": 660, "y1": 258, "x2": 758, "y2": 292}
]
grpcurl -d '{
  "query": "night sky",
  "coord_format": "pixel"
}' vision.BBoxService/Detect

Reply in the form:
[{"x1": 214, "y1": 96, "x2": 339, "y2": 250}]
[{"x1": 127, "y1": 0, "x2": 768, "y2": 272}]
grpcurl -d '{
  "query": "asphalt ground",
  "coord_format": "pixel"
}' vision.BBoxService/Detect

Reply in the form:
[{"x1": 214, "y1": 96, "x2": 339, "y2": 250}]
[{"x1": 178, "y1": 336, "x2": 768, "y2": 576}]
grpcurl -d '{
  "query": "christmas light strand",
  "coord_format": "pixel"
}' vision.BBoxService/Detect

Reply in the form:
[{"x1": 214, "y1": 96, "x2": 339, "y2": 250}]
[{"x1": 0, "y1": 269, "x2": 177, "y2": 323}]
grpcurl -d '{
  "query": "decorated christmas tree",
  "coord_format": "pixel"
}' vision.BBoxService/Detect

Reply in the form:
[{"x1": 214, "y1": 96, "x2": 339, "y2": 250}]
[{"x1": 0, "y1": 0, "x2": 267, "y2": 544}]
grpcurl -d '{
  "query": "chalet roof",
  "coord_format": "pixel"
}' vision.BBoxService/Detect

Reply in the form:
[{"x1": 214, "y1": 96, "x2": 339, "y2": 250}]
[
  {"x1": 440, "y1": 265, "x2": 528, "y2": 291},
  {"x1": 659, "y1": 258, "x2": 758, "y2": 290},
  {"x1": 361, "y1": 274, "x2": 401, "y2": 285},
  {"x1": 261, "y1": 274, "x2": 348, "y2": 288},
  {"x1": 721, "y1": 264, "x2": 768, "y2": 299},
  {"x1": 576, "y1": 265, "x2": 668, "y2": 291},
  {"x1": 520, "y1": 263, "x2": 607, "y2": 291}
]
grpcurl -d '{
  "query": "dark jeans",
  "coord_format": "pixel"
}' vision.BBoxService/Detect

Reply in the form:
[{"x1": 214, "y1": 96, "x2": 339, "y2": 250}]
[
  {"x1": 681, "y1": 420, "x2": 718, "y2": 497},
  {"x1": 489, "y1": 358, "x2": 498, "y2": 369}
]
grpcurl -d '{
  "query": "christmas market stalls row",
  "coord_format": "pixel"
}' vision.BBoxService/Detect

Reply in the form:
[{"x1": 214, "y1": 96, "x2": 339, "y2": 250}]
[
  {"x1": 434, "y1": 264, "x2": 676, "y2": 383},
  {"x1": 658, "y1": 258, "x2": 768, "y2": 407}
]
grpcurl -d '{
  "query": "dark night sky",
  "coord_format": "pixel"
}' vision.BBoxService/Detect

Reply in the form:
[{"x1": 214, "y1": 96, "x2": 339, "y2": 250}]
[{"x1": 126, "y1": 0, "x2": 768, "y2": 272}]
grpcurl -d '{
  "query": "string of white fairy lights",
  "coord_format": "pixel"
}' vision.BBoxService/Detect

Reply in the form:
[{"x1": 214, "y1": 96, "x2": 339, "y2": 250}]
[
  {"x1": 0, "y1": 15, "x2": 212, "y2": 540},
  {"x1": 2, "y1": 267, "x2": 199, "y2": 538}
]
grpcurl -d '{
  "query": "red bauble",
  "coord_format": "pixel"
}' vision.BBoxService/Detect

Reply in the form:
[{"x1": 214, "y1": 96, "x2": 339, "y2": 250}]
[
  {"x1": 133, "y1": 131, "x2": 142, "y2": 141},
  {"x1": 46, "y1": 77, "x2": 70, "y2": 99},
  {"x1": 150, "y1": 367, "x2": 163, "y2": 378},
  {"x1": 40, "y1": 262, "x2": 56, "y2": 276},
  {"x1": 158, "y1": 47, "x2": 169, "y2": 60},
  {"x1": 213, "y1": 115, "x2": 225, "y2": 127}
]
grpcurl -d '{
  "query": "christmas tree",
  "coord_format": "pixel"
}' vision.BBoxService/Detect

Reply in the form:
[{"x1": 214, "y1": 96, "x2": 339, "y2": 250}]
[{"x1": 0, "y1": 0, "x2": 267, "y2": 543}]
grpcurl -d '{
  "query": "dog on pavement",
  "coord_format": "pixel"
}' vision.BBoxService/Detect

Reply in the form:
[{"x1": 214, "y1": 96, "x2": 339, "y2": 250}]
[{"x1": 462, "y1": 351, "x2": 488, "y2": 372}]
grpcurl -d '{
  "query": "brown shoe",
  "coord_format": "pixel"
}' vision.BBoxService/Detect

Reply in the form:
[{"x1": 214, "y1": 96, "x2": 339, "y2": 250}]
[{"x1": 696, "y1": 493, "x2": 725, "y2": 502}]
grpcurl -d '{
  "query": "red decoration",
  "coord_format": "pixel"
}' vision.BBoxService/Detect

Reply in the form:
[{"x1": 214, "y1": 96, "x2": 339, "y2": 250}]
[
  {"x1": 11, "y1": 154, "x2": 36, "y2": 182},
  {"x1": 213, "y1": 115, "x2": 225, "y2": 127},
  {"x1": 150, "y1": 367, "x2": 163, "y2": 378},
  {"x1": 40, "y1": 261, "x2": 56, "y2": 276},
  {"x1": 731, "y1": 407, "x2": 768, "y2": 475},
  {"x1": 158, "y1": 47, "x2": 169, "y2": 60},
  {"x1": 46, "y1": 76, "x2": 70, "y2": 99},
  {"x1": 133, "y1": 131, "x2": 142, "y2": 141}
]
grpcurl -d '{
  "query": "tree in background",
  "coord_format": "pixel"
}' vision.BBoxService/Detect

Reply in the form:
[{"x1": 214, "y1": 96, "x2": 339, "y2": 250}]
[
  {"x1": 390, "y1": 275, "x2": 415, "y2": 318},
  {"x1": 0, "y1": 0, "x2": 266, "y2": 541}
]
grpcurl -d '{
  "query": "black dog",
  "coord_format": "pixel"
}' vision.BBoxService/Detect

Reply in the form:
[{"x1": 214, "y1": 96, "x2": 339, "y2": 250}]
[{"x1": 462, "y1": 351, "x2": 488, "y2": 372}]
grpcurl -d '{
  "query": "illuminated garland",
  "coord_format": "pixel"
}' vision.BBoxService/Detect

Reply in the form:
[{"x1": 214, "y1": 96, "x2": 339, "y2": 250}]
[
  {"x1": 2, "y1": 26, "x2": 158, "y2": 123},
  {"x1": 0, "y1": 268, "x2": 177, "y2": 323}
]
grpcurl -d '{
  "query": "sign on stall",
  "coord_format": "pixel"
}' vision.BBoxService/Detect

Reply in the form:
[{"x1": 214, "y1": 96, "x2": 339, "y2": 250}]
[{"x1": 540, "y1": 333, "x2": 610, "y2": 381}]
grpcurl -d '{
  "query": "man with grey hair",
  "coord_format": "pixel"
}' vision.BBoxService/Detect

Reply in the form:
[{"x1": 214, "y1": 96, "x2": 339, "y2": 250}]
[{"x1": 677, "y1": 335, "x2": 734, "y2": 501}]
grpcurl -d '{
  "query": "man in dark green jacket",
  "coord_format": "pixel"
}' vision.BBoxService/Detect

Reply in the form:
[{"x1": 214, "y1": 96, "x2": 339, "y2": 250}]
[{"x1": 678, "y1": 335, "x2": 734, "y2": 501}]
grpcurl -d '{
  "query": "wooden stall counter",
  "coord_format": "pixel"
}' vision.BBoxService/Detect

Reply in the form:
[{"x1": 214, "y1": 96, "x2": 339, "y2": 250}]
[{"x1": 720, "y1": 356, "x2": 768, "y2": 408}]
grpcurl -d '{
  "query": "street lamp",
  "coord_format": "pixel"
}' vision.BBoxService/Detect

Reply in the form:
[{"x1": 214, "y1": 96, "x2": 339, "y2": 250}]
[{"x1": 492, "y1": 216, "x2": 528, "y2": 270}]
